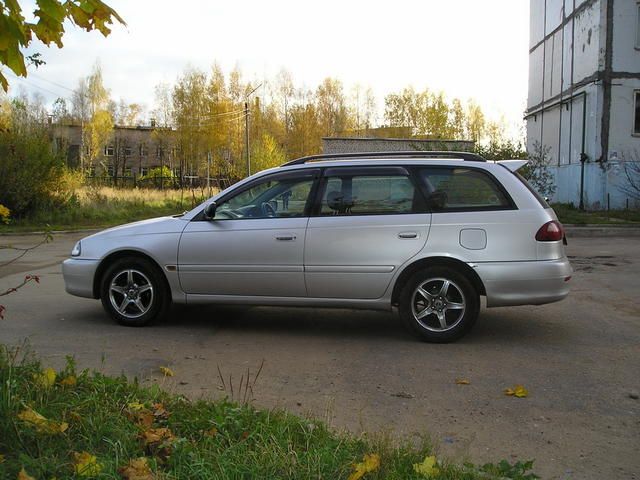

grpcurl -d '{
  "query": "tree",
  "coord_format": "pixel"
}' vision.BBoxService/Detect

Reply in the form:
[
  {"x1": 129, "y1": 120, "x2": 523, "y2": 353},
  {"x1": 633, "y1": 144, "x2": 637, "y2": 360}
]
[
  {"x1": 521, "y1": 141, "x2": 556, "y2": 198},
  {"x1": 316, "y1": 77, "x2": 350, "y2": 137},
  {"x1": 251, "y1": 133, "x2": 285, "y2": 173},
  {"x1": 618, "y1": 151, "x2": 640, "y2": 201},
  {"x1": 72, "y1": 63, "x2": 113, "y2": 171},
  {"x1": 0, "y1": 0, "x2": 124, "y2": 91}
]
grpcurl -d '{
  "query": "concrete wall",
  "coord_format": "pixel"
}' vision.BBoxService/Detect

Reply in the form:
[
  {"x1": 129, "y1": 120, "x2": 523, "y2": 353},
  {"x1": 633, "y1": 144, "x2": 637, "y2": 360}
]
[
  {"x1": 526, "y1": 0, "x2": 640, "y2": 209},
  {"x1": 322, "y1": 138, "x2": 474, "y2": 154}
]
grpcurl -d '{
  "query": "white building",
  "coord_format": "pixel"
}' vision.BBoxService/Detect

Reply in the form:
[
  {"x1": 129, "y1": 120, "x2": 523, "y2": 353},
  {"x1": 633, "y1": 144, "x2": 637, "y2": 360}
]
[{"x1": 526, "y1": 0, "x2": 640, "y2": 209}]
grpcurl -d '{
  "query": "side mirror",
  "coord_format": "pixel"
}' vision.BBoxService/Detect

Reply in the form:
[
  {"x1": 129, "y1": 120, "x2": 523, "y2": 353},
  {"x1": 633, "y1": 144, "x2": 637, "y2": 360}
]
[{"x1": 203, "y1": 202, "x2": 217, "y2": 220}]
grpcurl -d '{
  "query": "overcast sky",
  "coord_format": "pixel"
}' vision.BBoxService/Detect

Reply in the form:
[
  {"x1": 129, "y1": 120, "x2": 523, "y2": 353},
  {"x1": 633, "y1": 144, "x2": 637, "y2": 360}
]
[{"x1": 11, "y1": 0, "x2": 529, "y2": 134}]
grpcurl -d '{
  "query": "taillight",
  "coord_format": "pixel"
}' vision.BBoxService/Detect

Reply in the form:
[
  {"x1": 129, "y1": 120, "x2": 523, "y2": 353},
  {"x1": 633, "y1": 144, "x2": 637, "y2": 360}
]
[{"x1": 535, "y1": 220, "x2": 564, "y2": 242}]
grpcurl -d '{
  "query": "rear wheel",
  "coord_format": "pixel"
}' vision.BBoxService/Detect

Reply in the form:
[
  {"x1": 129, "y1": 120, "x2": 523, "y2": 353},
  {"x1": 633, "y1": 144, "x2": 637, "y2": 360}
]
[
  {"x1": 399, "y1": 266, "x2": 479, "y2": 343},
  {"x1": 100, "y1": 257, "x2": 169, "y2": 327}
]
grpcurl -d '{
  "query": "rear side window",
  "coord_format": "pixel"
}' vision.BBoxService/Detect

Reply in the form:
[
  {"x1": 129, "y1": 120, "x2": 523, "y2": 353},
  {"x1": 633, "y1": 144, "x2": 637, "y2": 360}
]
[
  {"x1": 419, "y1": 167, "x2": 513, "y2": 212},
  {"x1": 319, "y1": 174, "x2": 423, "y2": 215},
  {"x1": 512, "y1": 171, "x2": 550, "y2": 208}
]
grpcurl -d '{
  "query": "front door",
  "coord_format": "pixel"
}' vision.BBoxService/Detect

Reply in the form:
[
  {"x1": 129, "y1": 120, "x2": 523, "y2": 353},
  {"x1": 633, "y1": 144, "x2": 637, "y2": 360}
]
[
  {"x1": 178, "y1": 171, "x2": 318, "y2": 297},
  {"x1": 304, "y1": 167, "x2": 431, "y2": 299}
]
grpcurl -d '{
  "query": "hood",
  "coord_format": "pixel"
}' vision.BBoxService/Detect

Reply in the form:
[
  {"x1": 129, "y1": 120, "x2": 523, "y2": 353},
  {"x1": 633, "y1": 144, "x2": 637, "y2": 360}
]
[{"x1": 83, "y1": 216, "x2": 188, "y2": 240}]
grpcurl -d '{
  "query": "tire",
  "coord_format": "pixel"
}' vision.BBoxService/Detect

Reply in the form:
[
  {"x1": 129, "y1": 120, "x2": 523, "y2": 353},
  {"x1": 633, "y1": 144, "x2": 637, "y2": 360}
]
[
  {"x1": 399, "y1": 266, "x2": 479, "y2": 343},
  {"x1": 99, "y1": 256, "x2": 170, "y2": 327}
]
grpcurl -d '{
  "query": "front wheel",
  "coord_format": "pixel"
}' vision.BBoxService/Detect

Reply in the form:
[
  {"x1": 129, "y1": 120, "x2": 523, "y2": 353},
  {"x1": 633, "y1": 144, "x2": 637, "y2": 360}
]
[
  {"x1": 100, "y1": 257, "x2": 169, "y2": 327},
  {"x1": 399, "y1": 266, "x2": 479, "y2": 343}
]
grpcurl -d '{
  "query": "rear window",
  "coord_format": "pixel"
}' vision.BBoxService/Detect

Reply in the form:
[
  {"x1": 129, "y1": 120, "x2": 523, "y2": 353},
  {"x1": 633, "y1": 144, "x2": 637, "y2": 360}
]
[
  {"x1": 512, "y1": 171, "x2": 550, "y2": 208},
  {"x1": 419, "y1": 167, "x2": 513, "y2": 211}
]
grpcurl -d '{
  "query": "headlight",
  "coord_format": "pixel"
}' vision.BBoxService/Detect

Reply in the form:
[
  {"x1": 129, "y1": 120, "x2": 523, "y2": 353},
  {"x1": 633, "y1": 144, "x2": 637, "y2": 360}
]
[{"x1": 71, "y1": 241, "x2": 81, "y2": 257}]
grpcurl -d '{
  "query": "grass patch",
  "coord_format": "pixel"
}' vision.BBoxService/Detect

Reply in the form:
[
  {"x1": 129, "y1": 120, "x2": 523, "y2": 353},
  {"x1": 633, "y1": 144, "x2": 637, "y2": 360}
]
[
  {"x1": 552, "y1": 203, "x2": 640, "y2": 225},
  {"x1": 0, "y1": 187, "x2": 213, "y2": 233},
  {"x1": 0, "y1": 347, "x2": 539, "y2": 479}
]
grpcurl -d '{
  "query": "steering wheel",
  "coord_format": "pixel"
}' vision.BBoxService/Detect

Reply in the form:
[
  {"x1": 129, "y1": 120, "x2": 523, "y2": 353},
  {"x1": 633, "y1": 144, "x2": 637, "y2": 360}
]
[{"x1": 261, "y1": 202, "x2": 276, "y2": 217}]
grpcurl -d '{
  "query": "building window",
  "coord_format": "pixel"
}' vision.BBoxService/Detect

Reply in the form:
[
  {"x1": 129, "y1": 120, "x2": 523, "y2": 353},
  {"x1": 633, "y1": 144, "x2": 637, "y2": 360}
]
[
  {"x1": 124, "y1": 146, "x2": 132, "y2": 157},
  {"x1": 139, "y1": 144, "x2": 147, "y2": 156},
  {"x1": 107, "y1": 165, "x2": 115, "y2": 176},
  {"x1": 104, "y1": 145, "x2": 114, "y2": 156},
  {"x1": 156, "y1": 146, "x2": 164, "y2": 158},
  {"x1": 634, "y1": 90, "x2": 640, "y2": 135}
]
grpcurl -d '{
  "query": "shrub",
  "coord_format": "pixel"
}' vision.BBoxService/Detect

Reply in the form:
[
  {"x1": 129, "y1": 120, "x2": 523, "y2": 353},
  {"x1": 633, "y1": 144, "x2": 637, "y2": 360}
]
[{"x1": 0, "y1": 99, "x2": 69, "y2": 217}]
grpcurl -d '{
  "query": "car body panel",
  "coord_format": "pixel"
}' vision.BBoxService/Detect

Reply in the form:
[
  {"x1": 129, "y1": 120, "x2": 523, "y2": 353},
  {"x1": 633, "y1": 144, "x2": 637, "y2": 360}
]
[
  {"x1": 304, "y1": 214, "x2": 431, "y2": 298},
  {"x1": 178, "y1": 217, "x2": 308, "y2": 296}
]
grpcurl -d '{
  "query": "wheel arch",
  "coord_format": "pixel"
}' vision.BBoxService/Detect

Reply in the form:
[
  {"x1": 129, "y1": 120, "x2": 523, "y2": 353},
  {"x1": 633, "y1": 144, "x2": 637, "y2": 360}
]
[
  {"x1": 93, "y1": 249, "x2": 170, "y2": 299},
  {"x1": 391, "y1": 256, "x2": 486, "y2": 306}
]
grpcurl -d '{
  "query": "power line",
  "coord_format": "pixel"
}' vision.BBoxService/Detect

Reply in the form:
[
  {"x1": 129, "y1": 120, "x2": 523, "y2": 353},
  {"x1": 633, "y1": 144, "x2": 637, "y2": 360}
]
[
  {"x1": 5, "y1": 72, "x2": 69, "y2": 99},
  {"x1": 28, "y1": 71, "x2": 76, "y2": 93}
]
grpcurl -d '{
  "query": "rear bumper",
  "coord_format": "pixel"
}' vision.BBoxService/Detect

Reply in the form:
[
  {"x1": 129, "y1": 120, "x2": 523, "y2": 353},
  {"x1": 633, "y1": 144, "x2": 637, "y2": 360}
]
[
  {"x1": 62, "y1": 258, "x2": 99, "y2": 299},
  {"x1": 474, "y1": 257, "x2": 573, "y2": 307}
]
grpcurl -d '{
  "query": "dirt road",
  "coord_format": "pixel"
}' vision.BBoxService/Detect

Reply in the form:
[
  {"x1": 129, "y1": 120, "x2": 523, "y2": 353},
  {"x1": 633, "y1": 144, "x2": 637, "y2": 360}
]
[{"x1": 1, "y1": 232, "x2": 638, "y2": 479}]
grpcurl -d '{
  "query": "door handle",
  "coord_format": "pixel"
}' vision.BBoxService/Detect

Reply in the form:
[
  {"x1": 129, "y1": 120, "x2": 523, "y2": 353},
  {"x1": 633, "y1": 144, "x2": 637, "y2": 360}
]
[
  {"x1": 398, "y1": 232, "x2": 418, "y2": 239},
  {"x1": 275, "y1": 235, "x2": 296, "y2": 241}
]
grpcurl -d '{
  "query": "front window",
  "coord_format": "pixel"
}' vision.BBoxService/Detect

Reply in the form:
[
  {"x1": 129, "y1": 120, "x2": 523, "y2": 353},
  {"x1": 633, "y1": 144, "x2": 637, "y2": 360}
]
[
  {"x1": 419, "y1": 167, "x2": 512, "y2": 211},
  {"x1": 318, "y1": 173, "x2": 422, "y2": 216},
  {"x1": 214, "y1": 175, "x2": 315, "y2": 220},
  {"x1": 104, "y1": 145, "x2": 114, "y2": 156}
]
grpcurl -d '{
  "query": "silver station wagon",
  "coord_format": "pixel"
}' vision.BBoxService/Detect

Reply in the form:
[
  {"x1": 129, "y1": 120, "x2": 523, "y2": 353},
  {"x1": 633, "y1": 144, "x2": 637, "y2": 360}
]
[{"x1": 63, "y1": 151, "x2": 572, "y2": 342}]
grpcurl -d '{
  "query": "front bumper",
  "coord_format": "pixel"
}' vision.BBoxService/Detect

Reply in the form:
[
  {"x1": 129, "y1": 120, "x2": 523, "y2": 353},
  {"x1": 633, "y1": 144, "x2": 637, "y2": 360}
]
[
  {"x1": 62, "y1": 258, "x2": 100, "y2": 298},
  {"x1": 475, "y1": 257, "x2": 573, "y2": 307}
]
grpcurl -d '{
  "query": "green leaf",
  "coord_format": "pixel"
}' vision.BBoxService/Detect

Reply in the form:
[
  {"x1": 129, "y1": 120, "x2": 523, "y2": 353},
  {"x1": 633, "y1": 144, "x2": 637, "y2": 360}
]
[
  {"x1": 5, "y1": 45, "x2": 27, "y2": 76},
  {"x1": 36, "y1": 0, "x2": 67, "y2": 23}
]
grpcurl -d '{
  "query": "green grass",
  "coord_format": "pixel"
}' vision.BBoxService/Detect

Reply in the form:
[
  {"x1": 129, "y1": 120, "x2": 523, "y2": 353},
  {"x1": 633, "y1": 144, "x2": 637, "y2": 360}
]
[
  {"x1": 552, "y1": 203, "x2": 640, "y2": 225},
  {"x1": 0, "y1": 347, "x2": 539, "y2": 479}
]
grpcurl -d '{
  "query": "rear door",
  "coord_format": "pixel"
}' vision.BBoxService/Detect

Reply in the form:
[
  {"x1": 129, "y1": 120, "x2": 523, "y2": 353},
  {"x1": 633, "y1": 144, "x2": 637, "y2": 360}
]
[{"x1": 304, "y1": 166, "x2": 431, "y2": 299}]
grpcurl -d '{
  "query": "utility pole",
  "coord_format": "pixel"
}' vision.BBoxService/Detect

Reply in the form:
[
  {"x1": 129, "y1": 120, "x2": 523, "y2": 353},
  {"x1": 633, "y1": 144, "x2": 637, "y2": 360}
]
[
  {"x1": 244, "y1": 101, "x2": 250, "y2": 177},
  {"x1": 207, "y1": 150, "x2": 211, "y2": 197},
  {"x1": 244, "y1": 83, "x2": 263, "y2": 178}
]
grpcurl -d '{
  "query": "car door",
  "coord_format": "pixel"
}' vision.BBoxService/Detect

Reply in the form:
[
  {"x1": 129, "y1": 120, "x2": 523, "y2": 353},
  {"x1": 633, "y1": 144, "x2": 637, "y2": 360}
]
[
  {"x1": 304, "y1": 166, "x2": 431, "y2": 299},
  {"x1": 178, "y1": 170, "x2": 319, "y2": 297}
]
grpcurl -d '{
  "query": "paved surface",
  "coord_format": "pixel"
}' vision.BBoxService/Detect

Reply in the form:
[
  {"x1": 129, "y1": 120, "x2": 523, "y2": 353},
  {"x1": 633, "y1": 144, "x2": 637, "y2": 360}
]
[{"x1": 1, "y1": 232, "x2": 639, "y2": 480}]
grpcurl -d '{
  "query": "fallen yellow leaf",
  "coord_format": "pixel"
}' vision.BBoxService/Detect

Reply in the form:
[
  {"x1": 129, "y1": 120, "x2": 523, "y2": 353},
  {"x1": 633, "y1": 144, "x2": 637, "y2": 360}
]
[
  {"x1": 17, "y1": 407, "x2": 68, "y2": 434},
  {"x1": 152, "y1": 403, "x2": 169, "y2": 420},
  {"x1": 348, "y1": 453, "x2": 380, "y2": 480},
  {"x1": 128, "y1": 402, "x2": 146, "y2": 411},
  {"x1": 204, "y1": 426, "x2": 218, "y2": 437},
  {"x1": 60, "y1": 376, "x2": 77, "y2": 387},
  {"x1": 141, "y1": 427, "x2": 175, "y2": 446},
  {"x1": 504, "y1": 385, "x2": 529, "y2": 398},
  {"x1": 17, "y1": 467, "x2": 36, "y2": 480},
  {"x1": 413, "y1": 455, "x2": 440, "y2": 477},
  {"x1": 118, "y1": 457, "x2": 155, "y2": 480},
  {"x1": 0, "y1": 454, "x2": 4, "y2": 463},
  {"x1": 455, "y1": 378, "x2": 470, "y2": 385},
  {"x1": 34, "y1": 367, "x2": 56, "y2": 388},
  {"x1": 159, "y1": 366, "x2": 174, "y2": 377},
  {"x1": 73, "y1": 451, "x2": 102, "y2": 477}
]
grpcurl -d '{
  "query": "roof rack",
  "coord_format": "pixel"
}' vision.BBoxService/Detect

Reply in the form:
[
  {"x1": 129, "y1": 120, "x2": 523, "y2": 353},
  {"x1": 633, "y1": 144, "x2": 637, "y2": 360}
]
[{"x1": 281, "y1": 150, "x2": 486, "y2": 167}]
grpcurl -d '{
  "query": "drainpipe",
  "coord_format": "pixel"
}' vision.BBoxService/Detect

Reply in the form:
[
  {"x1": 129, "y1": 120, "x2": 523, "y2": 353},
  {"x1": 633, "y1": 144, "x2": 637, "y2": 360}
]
[{"x1": 578, "y1": 91, "x2": 588, "y2": 211}]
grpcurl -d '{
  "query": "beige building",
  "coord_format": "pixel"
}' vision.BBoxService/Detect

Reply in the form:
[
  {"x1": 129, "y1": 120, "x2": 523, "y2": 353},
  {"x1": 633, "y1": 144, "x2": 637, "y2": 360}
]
[{"x1": 51, "y1": 123, "x2": 176, "y2": 177}]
